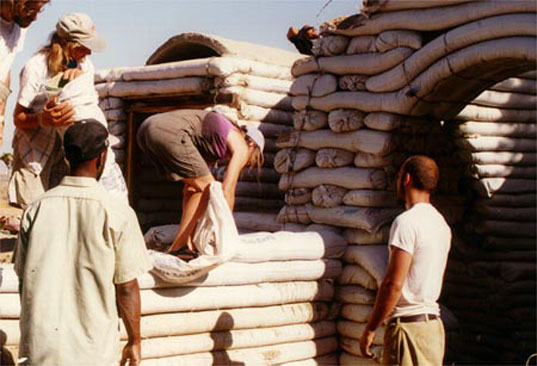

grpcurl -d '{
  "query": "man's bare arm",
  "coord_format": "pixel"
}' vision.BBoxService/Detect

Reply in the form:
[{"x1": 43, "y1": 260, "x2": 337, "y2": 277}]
[{"x1": 116, "y1": 279, "x2": 142, "y2": 366}]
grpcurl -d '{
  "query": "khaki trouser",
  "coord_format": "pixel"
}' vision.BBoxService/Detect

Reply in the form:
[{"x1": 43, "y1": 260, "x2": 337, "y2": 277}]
[{"x1": 383, "y1": 317, "x2": 445, "y2": 366}]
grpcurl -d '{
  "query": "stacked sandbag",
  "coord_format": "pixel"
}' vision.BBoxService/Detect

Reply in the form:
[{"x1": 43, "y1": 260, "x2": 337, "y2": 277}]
[
  {"x1": 441, "y1": 72, "x2": 537, "y2": 364},
  {"x1": 0, "y1": 229, "x2": 346, "y2": 365},
  {"x1": 93, "y1": 40, "x2": 303, "y2": 232},
  {"x1": 285, "y1": 2, "x2": 535, "y2": 364},
  {"x1": 99, "y1": 96, "x2": 127, "y2": 172}
]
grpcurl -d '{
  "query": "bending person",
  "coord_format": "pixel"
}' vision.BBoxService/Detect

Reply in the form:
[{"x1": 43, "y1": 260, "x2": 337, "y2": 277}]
[
  {"x1": 138, "y1": 109, "x2": 264, "y2": 254},
  {"x1": 9, "y1": 12, "x2": 125, "y2": 208}
]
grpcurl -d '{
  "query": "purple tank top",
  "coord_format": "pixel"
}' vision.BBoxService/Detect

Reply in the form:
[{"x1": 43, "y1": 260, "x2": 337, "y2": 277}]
[{"x1": 202, "y1": 112, "x2": 235, "y2": 161}]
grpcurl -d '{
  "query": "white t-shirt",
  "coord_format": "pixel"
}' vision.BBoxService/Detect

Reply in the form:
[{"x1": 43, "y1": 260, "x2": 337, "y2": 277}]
[
  {"x1": 388, "y1": 202, "x2": 451, "y2": 319},
  {"x1": 17, "y1": 52, "x2": 94, "y2": 113},
  {"x1": 0, "y1": 17, "x2": 26, "y2": 83}
]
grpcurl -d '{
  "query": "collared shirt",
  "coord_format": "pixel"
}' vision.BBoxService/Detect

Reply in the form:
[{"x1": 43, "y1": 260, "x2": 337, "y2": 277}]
[{"x1": 14, "y1": 176, "x2": 152, "y2": 366}]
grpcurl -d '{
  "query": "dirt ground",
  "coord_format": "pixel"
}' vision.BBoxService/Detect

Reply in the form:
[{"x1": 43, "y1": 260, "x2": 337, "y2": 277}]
[{"x1": 0, "y1": 174, "x2": 22, "y2": 264}]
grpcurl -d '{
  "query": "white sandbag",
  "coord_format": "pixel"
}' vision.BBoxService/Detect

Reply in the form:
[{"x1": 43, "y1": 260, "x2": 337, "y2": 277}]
[
  {"x1": 520, "y1": 70, "x2": 537, "y2": 79},
  {"x1": 375, "y1": 30, "x2": 422, "y2": 52},
  {"x1": 340, "y1": 337, "x2": 383, "y2": 362},
  {"x1": 293, "y1": 110, "x2": 328, "y2": 131},
  {"x1": 366, "y1": 14, "x2": 537, "y2": 92},
  {"x1": 140, "y1": 280, "x2": 334, "y2": 315},
  {"x1": 339, "y1": 75, "x2": 368, "y2": 91},
  {"x1": 220, "y1": 86, "x2": 293, "y2": 111},
  {"x1": 472, "y1": 89, "x2": 537, "y2": 109},
  {"x1": 476, "y1": 193, "x2": 536, "y2": 208},
  {"x1": 281, "y1": 223, "x2": 309, "y2": 232},
  {"x1": 98, "y1": 96, "x2": 123, "y2": 110},
  {"x1": 343, "y1": 190, "x2": 397, "y2": 208},
  {"x1": 343, "y1": 226, "x2": 390, "y2": 245},
  {"x1": 343, "y1": 245, "x2": 389, "y2": 285},
  {"x1": 473, "y1": 164, "x2": 536, "y2": 179},
  {"x1": 95, "y1": 57, "x2": 294, "y2": 83},
  {"x1": 239, "y1": 103, "x2": 294, "y2": 125},
  {"x1": 364, "y1": 112, "x2": 402, "y2": 131},
  {"x1": 0, "y1": 293, "x2": 20, "y2": 317},
  {"x1": 292, "y1": 47, "x2": 413, "y2": 76},
  {"x1": 340, "y1": 352, "x2": 380, "y2": 366},
  {"x1": 149, "y1": 182, "x2": 239, "y2": 284},
  {"x1": 233, "y1": 212, "x2": 281, "y2": 232},
  {"x1": 237, "y1": 120, "x2": 292, "y2": 139},
  {"x1": 312, "y1": 185, "x2": 347, "y2": 208},
  {"x1": 134, "y1": 321, "x2": 336, "y2": 360},
  {"x1": 472, "y1": 178, "x2": 535, "y2": 198},
  {"x1": 111, "y1": 134, "x2": 126, "y2": 149},
  {"x1": 457, "y1": 104, "x2": 537, "y2": 123},
  {"x1": 308, "y1": 206, "x2": 399, "y2": 232},
  {"x1": 130, "y1": 302, "x2": 338, "y2": 341},
  {"x1": 96, "y1": 77, "x2": 212, "y2": 98},
  {"x1": 313, "y1": 35, "x2": 350, "y2": 56},
  {"x1": 277, "y1": 129, "x2": 394, "y2": 156},
  {"x1": 108, "y1": 120, "x2": 127, "y2": 136},
  {"x1": 139, "y1": 260, "x2": 341, "y2": 288},
  {"x1": 474, "y1": 204, "x2": 535, "y2": 222},
  {"x1": 340, "y1": 304, "x2": 373, "y2": 323},
  {"x1": 491, "y1": 77, "x2": 537, "y2": 95},
  {"x1": 346, "y1": 35, "x2": 377, "y2": 54},
  {"x1": 483, "y1": 236, "x2": 535, "y2": 251},
  {"x1": 215, "y1": 74, "x2": 292, "y2": 94},
  {"x1": 466, "y1": 152, "x2": 536, "y2": 166},
  {"x1": 476, "y1": 220, "x2": 535, "y2": 238},
  {"x1": 279, "y1": 167, "x2": 387, "y2": 191},
  {"x1": 292, "y1": 91, "x2": 397, "y2": 114},
  {"x1": 339, "y1": 264, "x2": 378, "y2": 290},
  {"x1": 329, "y1": 2, "x2": 536, "y2": 36},
  {"x1": 290, "y1": 74, "x2": 338, "y2": 97},
  {"x1": 277, "y1": 204, "x2": 312, "y2": 225},
  {"x1": 285, "y1": 188, "x2": 312, "y2": 205},
  {"x1": 140, "y1": 337, "x2": 338, "y2": 366},
  {"x1": 457, "y1": 122, "x2": 536, "y2": 138},
  {"x1": 316, "y1": 149, "x2": 355, "y2": 168},
  {"x1": 274, "y1": 148, "x2": 316, "y2": 173},
  {"x1": 361, "y1": 0, "x2": 473, "y2": 16},
  {"x1": 338, "y1": 321, "x2": 385, "y2": 344},
  {"x1": 337, "y1": 286, "x2": 376, "y2": 305},
  {"x1": 0, "y1": 265, "x2": 18, "y2": 293},
  {"x1": 234, "y1": 230, "x2": 347, "y2": 262},
  {"x1": 354, "y1": 152, "x2": 394, "y2": 168},
  {"x1": 104, "y1": 108, "x2": 126, "y2": 121},
  {"x1": 279, "y1": 354, "x2": 338, "y2": 366},
  {"x1": 328, "y1": 109, "x2": 365, "y2": 132},
  {"x1": 457, "y1": 136, "x2": 536, "y2": 152}
]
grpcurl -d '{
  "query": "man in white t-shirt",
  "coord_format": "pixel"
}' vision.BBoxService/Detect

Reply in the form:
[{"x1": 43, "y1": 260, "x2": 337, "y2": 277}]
[
  {"x1": 0, "y1": 0, "x2": 50, "y2": 144},
  {"x1": 359, "y1": 155, "x2": 452, "y2": 365}
]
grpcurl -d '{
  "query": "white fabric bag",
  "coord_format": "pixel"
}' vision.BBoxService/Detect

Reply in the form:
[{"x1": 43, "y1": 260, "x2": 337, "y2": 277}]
[{"x1": 149, "y1": 182, "x2": 239, "y2": 283}]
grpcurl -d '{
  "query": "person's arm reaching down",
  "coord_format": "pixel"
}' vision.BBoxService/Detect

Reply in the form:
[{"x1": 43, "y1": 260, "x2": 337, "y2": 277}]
[
  {"x1": 116, "y1": 279, "x2": 142, "y2": 366},
  {"x1": 359, "y1": 247, "x2": 413, "y2": 357},
  {"x1": 222, "y1": 130, "x2": 249, "y2": 210}
]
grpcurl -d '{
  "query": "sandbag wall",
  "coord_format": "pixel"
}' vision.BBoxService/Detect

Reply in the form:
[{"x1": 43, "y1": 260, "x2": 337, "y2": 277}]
[
  {"x1": 0, "y1": 230, "x2": 346, "y2": 365},
  {"x1": 93, "y1": 55, "x2": 299, "y2": 233},
  {"x1": 441, "y1": 72, "x2": 537, "y2": 364},
  {"x1": 282, "y1": 1, "x2": 536, "y2": 364}
]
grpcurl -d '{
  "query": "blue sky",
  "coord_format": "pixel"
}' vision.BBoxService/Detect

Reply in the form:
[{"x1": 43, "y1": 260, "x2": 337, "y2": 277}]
[{"x1": 2, "y1": 0, "x2": 359, "y2": 153}]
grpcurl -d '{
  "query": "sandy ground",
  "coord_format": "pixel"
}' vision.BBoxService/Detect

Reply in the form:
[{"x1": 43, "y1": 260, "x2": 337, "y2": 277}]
[{"x1": 0, "y1": 173, "x2": 22, "y2": 264}]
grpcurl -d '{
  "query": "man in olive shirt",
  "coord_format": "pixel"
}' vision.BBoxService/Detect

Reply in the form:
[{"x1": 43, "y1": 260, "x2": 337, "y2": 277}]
[{"x1": 14, "y1": 120, "x2": 152, "y2": 366}]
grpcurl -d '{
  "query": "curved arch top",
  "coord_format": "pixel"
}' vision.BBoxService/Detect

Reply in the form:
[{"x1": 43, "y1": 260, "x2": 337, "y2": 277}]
[{"x1": 146, "y1": 32, "x2": 303, "y2": 67}]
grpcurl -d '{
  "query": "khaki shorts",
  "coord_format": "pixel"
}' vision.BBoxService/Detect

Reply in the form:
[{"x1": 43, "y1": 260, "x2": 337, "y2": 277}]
[
  {"x1": 383, "y1": 318, "x2": 445, "y2": 366},
  {"x1": 137, "y1": 114, "x2": 211, "y2": 181}
]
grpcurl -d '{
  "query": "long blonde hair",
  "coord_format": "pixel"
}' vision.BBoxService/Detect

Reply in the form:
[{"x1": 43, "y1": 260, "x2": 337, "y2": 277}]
[
  {"x1": 239, "y1": 125, "x2": 264, "y2": 175},
  {"x1": 40, "y1": 32, "x2": 80, "y2": 76}
]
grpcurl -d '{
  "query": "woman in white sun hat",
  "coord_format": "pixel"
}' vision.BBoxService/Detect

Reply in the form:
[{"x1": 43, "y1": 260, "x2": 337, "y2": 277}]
[
  {"x1": 137, "y1": 109, "x2": 265, "y2": 257},
  {"x1": 9, "y1": 12, "x2": 126, "y2": 209}
]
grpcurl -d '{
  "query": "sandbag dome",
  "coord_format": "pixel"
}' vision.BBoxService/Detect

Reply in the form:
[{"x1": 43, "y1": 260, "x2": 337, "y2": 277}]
[{"x1": 146, "y1": 32, "x2": 302, "y2": 67}]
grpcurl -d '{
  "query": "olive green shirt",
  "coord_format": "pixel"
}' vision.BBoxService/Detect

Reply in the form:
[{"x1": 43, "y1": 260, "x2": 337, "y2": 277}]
[{"x1": 14, "y1": 176, "x2": 152, "y2": 366}]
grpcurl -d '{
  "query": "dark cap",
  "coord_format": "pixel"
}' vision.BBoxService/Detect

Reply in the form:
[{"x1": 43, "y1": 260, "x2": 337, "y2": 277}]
[{"x1": 63, "y1": 120, "x2": 109, "y2": 164}]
